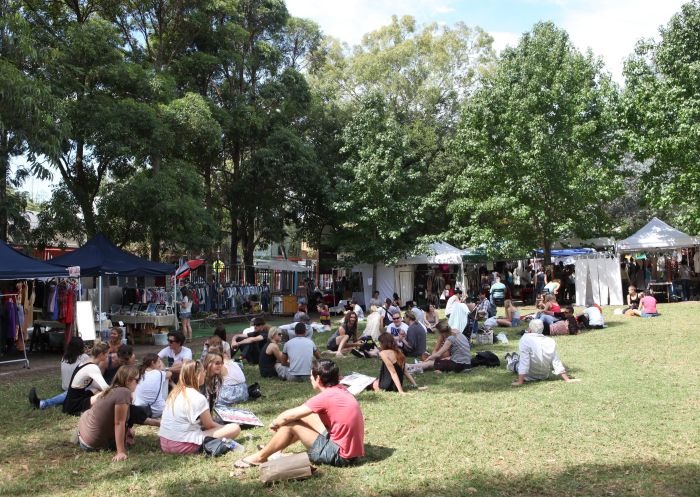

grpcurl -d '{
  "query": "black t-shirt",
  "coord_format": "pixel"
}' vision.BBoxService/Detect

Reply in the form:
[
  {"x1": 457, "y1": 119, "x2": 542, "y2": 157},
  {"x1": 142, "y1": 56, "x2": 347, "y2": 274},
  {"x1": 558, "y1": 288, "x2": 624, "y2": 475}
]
[{"x1": 258, "y1": 340, "x2": 278, "y2": 377}]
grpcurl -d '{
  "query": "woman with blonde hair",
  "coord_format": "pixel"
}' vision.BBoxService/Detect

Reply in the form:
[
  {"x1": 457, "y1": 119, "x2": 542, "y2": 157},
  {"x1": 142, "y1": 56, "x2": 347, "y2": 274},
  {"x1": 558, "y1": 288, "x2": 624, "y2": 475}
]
[
  {"x1": 495, "y1": 299, "x2": 520, "y2": 327},
  {"x1": 259, "y1": 327, "x2": 290, "y2": 379},
  {"x1": 203, "y1": 349, "x2": 248, "y2": 411},
  {"x1": 77, "y1": 365, "x2": 140, "y2": 461},
  {"x1": 159, "y1": 360, "x2": 240, "y2": 454}
]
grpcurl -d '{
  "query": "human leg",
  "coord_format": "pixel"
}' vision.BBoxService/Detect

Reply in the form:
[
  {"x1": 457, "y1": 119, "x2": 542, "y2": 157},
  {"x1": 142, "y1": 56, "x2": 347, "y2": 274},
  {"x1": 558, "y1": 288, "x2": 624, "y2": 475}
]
[
  {"x1": 335, "y1": 334, "x2": 350, "y2": 357},
  {"x1": 247, "y1": 413, "x2": 325, "y2": 463},
  {"x1": 41, "y1": 391, "x2": 67, "y2": 409},
  {"x1": 496, "y1": 318, "x2": 512, "y2": 327},
  {"x1": 202, "y1": 422, "x2": 241, "y2": 440}
]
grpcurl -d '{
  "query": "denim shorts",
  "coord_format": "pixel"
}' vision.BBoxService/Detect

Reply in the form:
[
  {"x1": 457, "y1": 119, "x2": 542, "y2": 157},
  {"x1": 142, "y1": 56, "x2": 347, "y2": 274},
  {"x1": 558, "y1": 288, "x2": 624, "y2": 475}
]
[
  {"x1": 641, "y1": 312, "x2": 659, "y2": 318},
  {"x1": 308, "y1": 430, "x2": 354, "y2": 466},
  {"x1": 180, "y1": 312, "x2": 191, "y2": 319}
]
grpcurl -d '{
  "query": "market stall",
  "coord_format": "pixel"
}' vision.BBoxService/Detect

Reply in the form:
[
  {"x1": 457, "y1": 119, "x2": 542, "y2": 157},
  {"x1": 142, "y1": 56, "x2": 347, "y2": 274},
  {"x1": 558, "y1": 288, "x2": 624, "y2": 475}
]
[
  {"x1": 353, "y1": 242, "x2": 468, "y2": 308},
  {"x1": 255, "y1": 259, "x2": 311, "y2": 314},
  {"x1": 0, "y1": 239, "x2": 71, "y2": 367},
  {"x1": 48, "y1": 234, "x2": 175, "y2": 343},
  {"x1": 617, "y1": 218, "x2": 700, "y2": 301}
]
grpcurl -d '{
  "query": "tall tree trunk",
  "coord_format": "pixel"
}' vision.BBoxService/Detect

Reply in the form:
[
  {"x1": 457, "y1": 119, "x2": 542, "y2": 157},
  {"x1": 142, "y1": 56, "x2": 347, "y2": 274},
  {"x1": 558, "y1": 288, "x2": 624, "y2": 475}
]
[
  {"x1": 0, "y1": 132, "x2": 9, "y2": 242},
  {"x1": 229, "y1": 209, "x2": 238, "y2": 269},
  {"x1": 150, "y1": 154, "x2": 162, "y2": 260},
  {"x1": 242, "y1": 220, "x2": 255, "y2": 284}
]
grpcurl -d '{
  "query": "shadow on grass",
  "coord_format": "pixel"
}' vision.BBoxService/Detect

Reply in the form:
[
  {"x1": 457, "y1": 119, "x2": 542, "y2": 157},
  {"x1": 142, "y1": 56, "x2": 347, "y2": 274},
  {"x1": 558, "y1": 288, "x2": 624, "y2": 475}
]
[
  {"x1": 152, "y1": 460, "x2": 700, "y2": 497},
  {"x1": 361, "y1": 443, "x2": 395, "y2": 463}
]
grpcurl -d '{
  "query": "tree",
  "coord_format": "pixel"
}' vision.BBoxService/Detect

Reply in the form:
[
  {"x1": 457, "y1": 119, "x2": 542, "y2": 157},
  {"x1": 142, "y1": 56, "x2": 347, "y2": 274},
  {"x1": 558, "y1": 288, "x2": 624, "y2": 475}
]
[
  {"x1": 0, "y1": 0, "x2": 56, "y2": 241},
  {"x1": 622, "y1": 0, "x2": 700, "y2": 234},
  {"x1": 312, "y1": 16, "x2": 495, "y2": 277},
  {"x1": 447, "y1": 22, "x2": 622, "y2": 263},
  {"x1": 24, "y1": 1, "x2": 159, "y2": 239}
]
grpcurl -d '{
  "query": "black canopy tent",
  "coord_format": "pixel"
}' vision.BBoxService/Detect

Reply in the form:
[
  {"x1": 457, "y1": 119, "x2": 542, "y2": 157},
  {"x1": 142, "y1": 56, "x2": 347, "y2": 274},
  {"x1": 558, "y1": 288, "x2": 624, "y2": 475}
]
[
  {"x1": 0, "y1": 239, "x2": 70, "y2": 368},
  {"x1": 48, "y1": 234, "x2": 176, "y2": 331}
]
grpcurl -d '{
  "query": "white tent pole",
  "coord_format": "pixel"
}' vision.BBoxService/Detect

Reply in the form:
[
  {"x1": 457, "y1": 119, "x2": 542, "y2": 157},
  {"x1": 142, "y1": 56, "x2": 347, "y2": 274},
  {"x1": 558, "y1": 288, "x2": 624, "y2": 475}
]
[{"x1": 173, "y1": 275, "x2": 179, "y2": 331}]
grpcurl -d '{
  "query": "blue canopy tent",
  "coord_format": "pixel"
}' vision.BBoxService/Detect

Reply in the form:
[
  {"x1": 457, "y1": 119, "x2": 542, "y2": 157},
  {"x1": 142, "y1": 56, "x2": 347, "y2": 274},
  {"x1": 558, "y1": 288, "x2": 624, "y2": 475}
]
[
  {"x1": 48, "y1": 233, "x2": 175, "y2": 277},
  {"x1": 48, "y1": 234, "x2": 176, "y2": 331},
  {"x1": 0, "y1": 240, "x2": 69, "y2": 368},
  {"x1": 0, "y1": 239, "x2": 70, "y2": 279}
]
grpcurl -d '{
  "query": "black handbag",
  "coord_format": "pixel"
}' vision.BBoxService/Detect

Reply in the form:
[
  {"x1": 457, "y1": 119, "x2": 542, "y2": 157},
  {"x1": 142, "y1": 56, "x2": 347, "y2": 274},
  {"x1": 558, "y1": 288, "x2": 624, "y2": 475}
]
[
  {"x1": 202, "y1": 436, "x2": 231, "y2": 457},
  {"x1": 247, "y1": 382, "x2": 262, "y2": 400}
]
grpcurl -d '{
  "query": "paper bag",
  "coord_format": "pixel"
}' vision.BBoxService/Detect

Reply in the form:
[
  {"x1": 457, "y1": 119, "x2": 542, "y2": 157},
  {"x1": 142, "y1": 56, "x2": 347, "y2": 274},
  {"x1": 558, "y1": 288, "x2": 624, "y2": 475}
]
[{"x1": 259, "y1": 452, "x2": 313, "y2": 484}]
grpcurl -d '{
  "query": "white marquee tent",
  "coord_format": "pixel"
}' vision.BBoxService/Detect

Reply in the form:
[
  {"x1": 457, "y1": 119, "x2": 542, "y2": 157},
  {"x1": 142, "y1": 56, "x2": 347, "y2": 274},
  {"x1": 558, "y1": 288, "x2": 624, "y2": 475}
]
[
  {"x1": 617, "y1": 217, "x2": 700, "y2": 252},
  {"x1": 353, "y1": 242, "x2": 467, "y2": 308}
]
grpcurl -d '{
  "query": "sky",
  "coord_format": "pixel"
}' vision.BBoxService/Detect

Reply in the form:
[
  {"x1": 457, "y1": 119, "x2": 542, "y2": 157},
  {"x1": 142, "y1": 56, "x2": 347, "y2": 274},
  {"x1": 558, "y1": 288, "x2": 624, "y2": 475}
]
[
  {"x1": 286, "y1": 0, "x2": 686, "y2": 82},
  {"x1": 18, "y1": 0, "x2": 687, "y2": 201}
]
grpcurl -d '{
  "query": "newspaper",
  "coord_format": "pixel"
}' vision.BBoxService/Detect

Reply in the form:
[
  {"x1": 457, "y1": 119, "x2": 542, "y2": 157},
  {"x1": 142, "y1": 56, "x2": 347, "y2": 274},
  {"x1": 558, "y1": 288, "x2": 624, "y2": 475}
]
[
  {"x1": 340, "y1": 372, "x2": 376, "y2": 395},
  {"x1": 214, "y1": 406, "x2": 264, "y2": 427}
]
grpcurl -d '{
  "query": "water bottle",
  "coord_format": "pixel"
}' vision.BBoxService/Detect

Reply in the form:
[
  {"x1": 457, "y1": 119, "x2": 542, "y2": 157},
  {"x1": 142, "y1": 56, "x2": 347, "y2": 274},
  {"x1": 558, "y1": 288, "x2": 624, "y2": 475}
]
[{"x1": 221, "y1": 438, "x2": 244, "y2": 452}]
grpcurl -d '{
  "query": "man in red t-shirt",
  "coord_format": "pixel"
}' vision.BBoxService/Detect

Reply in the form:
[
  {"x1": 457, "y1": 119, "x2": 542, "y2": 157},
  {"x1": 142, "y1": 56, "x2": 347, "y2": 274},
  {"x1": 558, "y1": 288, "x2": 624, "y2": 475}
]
[{"x1": 235, "y1": 360, "x2": 365, "y2": 468}]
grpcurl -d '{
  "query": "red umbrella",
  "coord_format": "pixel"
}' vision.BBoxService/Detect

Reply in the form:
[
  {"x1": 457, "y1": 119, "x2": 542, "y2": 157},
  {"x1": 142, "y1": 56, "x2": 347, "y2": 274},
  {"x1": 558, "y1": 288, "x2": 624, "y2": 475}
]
[{"x1": 176, "y1": 259, "x2": 205, "y2": 280}]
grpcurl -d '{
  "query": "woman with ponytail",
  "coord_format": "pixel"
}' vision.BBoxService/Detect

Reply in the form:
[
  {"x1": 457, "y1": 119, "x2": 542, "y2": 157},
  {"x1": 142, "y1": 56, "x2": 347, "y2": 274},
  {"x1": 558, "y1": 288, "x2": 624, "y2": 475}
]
[{"x1": 134, "y1": 353, "x2": 171, "y2": 418}]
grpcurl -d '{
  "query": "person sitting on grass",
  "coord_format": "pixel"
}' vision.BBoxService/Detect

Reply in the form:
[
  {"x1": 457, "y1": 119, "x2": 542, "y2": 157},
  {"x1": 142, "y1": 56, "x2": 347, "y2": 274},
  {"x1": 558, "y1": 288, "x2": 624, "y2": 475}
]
[
  {"x1": 505, "y1": 319, "x2": 579, "y2": 386},
  {"x1": 230, "y1": 317, "x2": 268, "y2": 363},
  {"x1": 202, "y1": 349, "x2": 249, "y2": 411},
  {"x1": 373, "y1": 333, "x2": 421, "y2": 393},
  {"x1": 351, "y1": 300, "x2": 365, "y2": 321},
  {"x1": 200, "y1": 326, "x2": 232, "y2": 358},
  {"x1": 63, "y1": 342, "x2": 110, "y2": 416},
  {"x1": 412, "y1": 320, "x2": 471, "y2": 373},
  {"x1": 234, "y1": 360, "x2": 364, "y2": 468},
  {"x1": 134, "y1": 353, "x2": 171, "y2": 419},
  {"x1": 105, "y1": 327, "x2": 123, "y2": 356},
  {"x1": 159, "y1": 360, "x2": 241, "y2": 455},
  {"x1": 631, "y1": 291, "x2": 659, "y2": 318},
  {"x1": 577, "y1": 304, "x2": 605, "y2": 329},
  {"x1": 397, "y1": 310, "x2": 427, "y2": 359},
  {"x1": 497, "y1": 299, "x2": 520, "y2": 327},
  {"x1": 363, "y1": 305, "x2": 384, "y2": 342},
  {"x1": 29, "y1": 337, "x2": 88, "y2": 410},
  {"x1": 77, "y1": 365, "x2": 141, "y2": 461},
  {"x1": 423, "y1": 303, "x2": 439, "y2": 332},
  {"x1": 103, "y1": 344, "x2": 136, "y2": 384},
  {"x1": 317, "y1": 303, "x2": 332, "y2": 331},
  {"x1": 283, "y1": 322, "x2": 322, "y2": 381},
  {"x1": 157, "y1": 331, "x2": 192, "y2": 378},
  {"x1": 294, "y1": 304, "x2": 308, "y2": 323},
  {"x1": 547, "y1": 306, "x2": 579, "y2": 336},
  {"x1": 327, "y1": 311, "x2": 360, "y2": 358},
  {"x1": 259, "y1": 327, "x2": 290, "y2": 379},
  {"x1": 623, "y1": 285, "x2": 640, "y2": 315}
]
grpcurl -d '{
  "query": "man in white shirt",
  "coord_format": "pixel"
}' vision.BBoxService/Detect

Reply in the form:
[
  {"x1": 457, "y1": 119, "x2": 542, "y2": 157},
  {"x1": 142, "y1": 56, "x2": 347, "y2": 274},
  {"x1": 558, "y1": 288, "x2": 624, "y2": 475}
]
[
  {"x1": 445, "y1": 290, "x2": 462, "y2": 317},
  {"x1": 369, "y1": 291, "x2": 383, "y2": 308},
  {"x1": 506, "y1": 319, "x2": 578, "y2": 386},
  {"x1": 158, "y1": 331, "x2": 193, "y2": 374},
  {"x1": 385, "y1": 312, "x2": 408, "y2": 337}
]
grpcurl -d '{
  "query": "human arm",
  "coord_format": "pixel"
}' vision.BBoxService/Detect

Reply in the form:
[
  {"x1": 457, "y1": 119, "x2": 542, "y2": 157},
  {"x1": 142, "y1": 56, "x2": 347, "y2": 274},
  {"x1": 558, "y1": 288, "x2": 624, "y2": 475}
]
[
  {"x1": 113, "y1": 403, "x2": 129, "y2": 461},
  {"x1": 269, "y1": 404, "x2": 314, "y2": 431},
  {"x1": 313, "y1": 347, "x2": 321, "y2": 360},
  {"x1": 88, "y1": 364, "x2": 109, "y2": 391},
  {"x1": 268, "y1": 343, "x2": 288, "y2": 366},
  {"x1": 199, "y1": 409, "x2": 223, "y2": 431},
  {"x1": 512, "y1": 341, "x2": 531, "y2": 386},
  {"x1": 232, "y1": 334, "x2": 265, "y2": 348},
  {"x1": 427, "y1": 339, "x2": 451, "y2": 361}
]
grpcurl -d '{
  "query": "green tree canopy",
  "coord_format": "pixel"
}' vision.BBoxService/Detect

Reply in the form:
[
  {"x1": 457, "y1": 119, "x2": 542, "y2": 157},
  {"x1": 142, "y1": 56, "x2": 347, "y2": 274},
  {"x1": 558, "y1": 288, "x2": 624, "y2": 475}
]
[
  {"x1": 622, "y1": 0, "x2": 700, "y2": 234},
  {"x1": 447, "y1": 22, "x2": 622, "y2": 262}
]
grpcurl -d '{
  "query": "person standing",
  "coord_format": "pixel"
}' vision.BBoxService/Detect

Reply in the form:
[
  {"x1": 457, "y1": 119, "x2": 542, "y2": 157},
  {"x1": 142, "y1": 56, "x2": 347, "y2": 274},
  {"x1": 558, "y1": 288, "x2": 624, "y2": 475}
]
[{"x1": 179, "y1": 288, "x2": 193, "y2": 341}]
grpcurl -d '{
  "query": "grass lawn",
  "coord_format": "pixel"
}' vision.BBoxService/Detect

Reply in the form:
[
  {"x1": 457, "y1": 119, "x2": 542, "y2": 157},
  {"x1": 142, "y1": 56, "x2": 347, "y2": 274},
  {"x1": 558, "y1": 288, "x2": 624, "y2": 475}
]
[{"x1": 1, "y1": 303, "x2": 698, "y2": 497}]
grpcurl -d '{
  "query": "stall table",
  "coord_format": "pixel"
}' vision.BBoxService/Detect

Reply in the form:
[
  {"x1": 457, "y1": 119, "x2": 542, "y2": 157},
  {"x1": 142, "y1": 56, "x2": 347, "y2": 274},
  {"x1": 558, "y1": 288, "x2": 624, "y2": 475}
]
[
  {"x1": 30, "y1": 320, "x2": 66, "y2": 352},
  {"x1": 110, "y1": 314, "x2": 177, "y2": 344},
  {"x1": 647, "y1": 282, "x2": 672, "y2": 303}
]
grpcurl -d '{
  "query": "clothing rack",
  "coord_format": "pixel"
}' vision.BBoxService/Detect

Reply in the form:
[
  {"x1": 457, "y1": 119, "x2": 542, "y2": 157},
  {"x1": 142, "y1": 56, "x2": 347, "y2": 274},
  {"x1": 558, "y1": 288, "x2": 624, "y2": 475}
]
[{"x1": 0, "y1": 293, "x2": 29, "y2": 369}]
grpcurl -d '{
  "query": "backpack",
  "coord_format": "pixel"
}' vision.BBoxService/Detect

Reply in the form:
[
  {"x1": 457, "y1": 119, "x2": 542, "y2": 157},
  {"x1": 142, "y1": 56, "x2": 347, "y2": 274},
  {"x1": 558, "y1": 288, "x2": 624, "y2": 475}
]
[{"x1": 471, "y1": 350, "x2": 501, "y2": 368}]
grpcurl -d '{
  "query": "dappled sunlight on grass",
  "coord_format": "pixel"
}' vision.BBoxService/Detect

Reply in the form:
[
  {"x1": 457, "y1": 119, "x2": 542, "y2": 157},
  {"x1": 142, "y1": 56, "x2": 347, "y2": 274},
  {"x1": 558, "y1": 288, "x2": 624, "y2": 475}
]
[{"x1": 1, "y1": 303, "x2": 698, "y2": 496}]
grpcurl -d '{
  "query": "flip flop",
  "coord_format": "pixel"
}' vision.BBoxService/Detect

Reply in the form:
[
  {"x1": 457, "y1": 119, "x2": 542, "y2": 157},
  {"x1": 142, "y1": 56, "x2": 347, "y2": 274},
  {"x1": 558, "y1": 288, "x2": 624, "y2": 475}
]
[{"x1": 234, "y1": 457, "x2": 261, "y2": 469}]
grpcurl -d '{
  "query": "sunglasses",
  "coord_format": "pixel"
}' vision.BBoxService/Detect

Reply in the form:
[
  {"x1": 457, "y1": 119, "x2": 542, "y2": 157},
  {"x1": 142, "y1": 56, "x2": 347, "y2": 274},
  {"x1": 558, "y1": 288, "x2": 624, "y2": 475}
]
[
  {"x1": 168, "y1": 339, "x2": 177, "y2": 343},
  {"x1": 392, "y1": 317, "x2": 401, "y2": 320}
]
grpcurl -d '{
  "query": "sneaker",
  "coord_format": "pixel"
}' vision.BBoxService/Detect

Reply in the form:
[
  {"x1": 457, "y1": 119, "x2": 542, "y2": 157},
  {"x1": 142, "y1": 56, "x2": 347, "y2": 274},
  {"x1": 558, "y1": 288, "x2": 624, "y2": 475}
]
[
  {"x1": 504, "y1": 352, "x2": 512, "y2": 361},
  {"x1": 28, "y1": 387, "x2": 40, "y2": 409},
  {"x1": 350, "y1": 349, "x2": 364, "y2": 359}
]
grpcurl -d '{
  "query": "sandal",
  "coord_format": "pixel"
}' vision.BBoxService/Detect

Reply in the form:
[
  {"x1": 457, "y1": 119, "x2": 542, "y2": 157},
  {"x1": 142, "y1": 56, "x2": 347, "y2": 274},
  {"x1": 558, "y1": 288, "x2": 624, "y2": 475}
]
[{"x1": 234, "y1": 457, "x2": 261, "y2": 469}]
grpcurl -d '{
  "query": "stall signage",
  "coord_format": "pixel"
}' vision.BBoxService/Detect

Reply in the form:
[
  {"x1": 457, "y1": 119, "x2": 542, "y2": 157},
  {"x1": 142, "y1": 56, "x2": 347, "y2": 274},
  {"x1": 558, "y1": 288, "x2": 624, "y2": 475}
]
[
  {"x1": 67, "y1": 266, "x2": 81, "y2": 277},
  {"x1": 212, "y1": 260, "x2": 225, "y2": 273}
]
